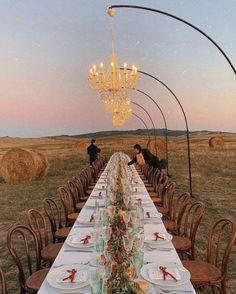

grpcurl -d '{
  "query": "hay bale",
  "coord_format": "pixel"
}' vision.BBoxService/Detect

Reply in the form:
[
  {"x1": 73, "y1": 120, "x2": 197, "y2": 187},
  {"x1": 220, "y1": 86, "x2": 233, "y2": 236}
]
[
  {"x1": 209, "y1": 136, "x2": 224, "y2": 149},
  {"x1": 148, "y1": 138, "x2": 166, "y2": 155},
  {"x1": 34, "y1": 152, "x2": 49, "y2": 180},
  {"x1": 0, "y1": 148, "x2": 49, "y2": 183}
]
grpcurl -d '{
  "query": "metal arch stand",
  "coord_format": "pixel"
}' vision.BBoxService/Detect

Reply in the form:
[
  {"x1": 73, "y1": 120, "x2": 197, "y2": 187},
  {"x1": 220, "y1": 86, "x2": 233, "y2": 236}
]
[
  {"x1": 132, "y1": 112, "x2": 151, "y2": 146},
  {"x1": 110, "y1": 4, "x2": 236, "y2": 75},
  {"x1": 131, "y1": 101, "x2": 157, "y2": 155},
  {"x1": 134, "y1": 88, "x2": 169, "y2": 176}
]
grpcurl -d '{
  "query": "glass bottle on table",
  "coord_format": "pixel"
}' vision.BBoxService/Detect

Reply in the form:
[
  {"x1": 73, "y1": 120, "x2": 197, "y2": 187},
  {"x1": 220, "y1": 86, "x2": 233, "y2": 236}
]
[{"x1": 137, "y1": 199, "x2": 144, "y2": 229}]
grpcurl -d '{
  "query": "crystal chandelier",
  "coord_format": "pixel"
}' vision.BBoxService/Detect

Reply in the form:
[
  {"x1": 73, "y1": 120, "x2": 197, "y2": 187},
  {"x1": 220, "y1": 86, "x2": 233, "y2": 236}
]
[
  {"x1": 88, "y1": 8, "x2": 139, "y2": 116},
  {"x1": 112, "y1": 100, "x2": 132, "y2": 127}
]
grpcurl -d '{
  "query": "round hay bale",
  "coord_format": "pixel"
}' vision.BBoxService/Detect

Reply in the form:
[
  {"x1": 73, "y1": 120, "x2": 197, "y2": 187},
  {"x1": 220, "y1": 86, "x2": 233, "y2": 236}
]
[
  {"x1": 0, "y1": 148, "x2": 49, "y2": 183},
  {"x1": 148, "y1": 138, "x2": 166, "y2": 155},
  {"x1": 209, "y1": 136, "x2": 224, "y2": 149},
  {"x1": 34, "y1": 152, "x2": 49, "y2": 180}
]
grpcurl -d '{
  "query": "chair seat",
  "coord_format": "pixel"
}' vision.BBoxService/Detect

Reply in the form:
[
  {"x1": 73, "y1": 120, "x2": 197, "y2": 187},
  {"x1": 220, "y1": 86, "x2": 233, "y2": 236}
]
[
  {"x1": 182, "y1": 260, "x2": 221, "y2": 285},
  {"x1": 55, "y1": 227, "x2": 71, "y2": 239},
  {"x1": 68, "y1": 212, "x2": 79, "y2": 222},
  {"x1": 41, "y1": 243, "x2": 63, "y2": 262},
  {"x1": 76, "y1": 202, "x2": 86, "y2": 210},
  {"x1": 149, "y1": 191, "x2": 158, "y2": 197},
  {"x1": 146, "y1": 186, "x2": 155, "y2": 192},
  {"x1": 163, "y1": 219, "x2": 179, "y2": 232},
  {"x1": 172, "y1": 236, "x2": 192, "y2": 251},
  {"x1": 157, "y1": 206, "x2": 168, "y2": 215},
  {"x1": 86, "y1": 189, "x2": 93, "y2": 196},
  {"x1": 26, "y1": 268, "x2": 49, "y2": 291},
  {"x1": 151, "y1": 197, "x2": 162, "y2": 205}
]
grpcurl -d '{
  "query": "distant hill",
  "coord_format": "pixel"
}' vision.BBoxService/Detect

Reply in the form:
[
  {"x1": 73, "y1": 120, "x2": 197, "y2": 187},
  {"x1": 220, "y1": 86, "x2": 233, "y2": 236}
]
[{"x1": 66, "y1": 129, "x2": 215, "y2": 139}]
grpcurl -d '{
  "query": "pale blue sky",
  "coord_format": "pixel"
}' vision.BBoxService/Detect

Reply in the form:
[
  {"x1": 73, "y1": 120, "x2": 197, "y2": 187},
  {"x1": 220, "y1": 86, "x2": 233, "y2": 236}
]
[{"x1": 0, "y1": 0, "x2": 235, "y2": 137}]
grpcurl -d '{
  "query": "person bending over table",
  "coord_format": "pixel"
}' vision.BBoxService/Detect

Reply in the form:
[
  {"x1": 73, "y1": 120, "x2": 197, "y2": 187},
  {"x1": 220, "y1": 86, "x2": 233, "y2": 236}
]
[{"x1": 128, "y1": 144, "x2": 161, "y2": 169}]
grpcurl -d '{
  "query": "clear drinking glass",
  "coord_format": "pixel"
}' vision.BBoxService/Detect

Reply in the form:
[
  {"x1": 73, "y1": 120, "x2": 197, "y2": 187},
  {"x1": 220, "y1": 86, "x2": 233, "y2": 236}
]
[
  {"x1": 89, "y1": 268, "x2": 103, "y2": 294},
  {"x1": 132, "y1": 251, "x2": 144, "y2": 277}
]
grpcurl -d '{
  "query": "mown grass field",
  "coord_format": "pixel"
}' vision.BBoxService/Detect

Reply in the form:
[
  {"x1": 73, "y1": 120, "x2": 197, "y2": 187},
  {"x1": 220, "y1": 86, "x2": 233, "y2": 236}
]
[{"x1": 0, "y1": 133, "x2": 235, "y2": 293}]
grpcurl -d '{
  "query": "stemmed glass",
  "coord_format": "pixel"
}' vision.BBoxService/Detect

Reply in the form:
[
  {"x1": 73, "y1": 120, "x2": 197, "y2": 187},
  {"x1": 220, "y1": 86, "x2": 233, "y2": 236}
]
[
  {"x1": 123, "y1": 232, "x2": 135, "y2": 255},
  {"x1": 123, "y1": 196, "x2": 130, "y2": 210},
  {"x1": 123, "y1": 211, "x2": 131, "y2": 231}
]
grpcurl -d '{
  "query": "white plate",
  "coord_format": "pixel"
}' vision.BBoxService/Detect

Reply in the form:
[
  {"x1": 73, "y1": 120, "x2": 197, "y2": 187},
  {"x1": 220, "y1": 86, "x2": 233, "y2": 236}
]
[
  {"x1": 144, "y1": 231, "x2": 172, "y2": 245},
  {"x1": 76, "y1": 217, "x2": 94, "y2": 226},
  {"x1": 85, "y1": 199, "x2": 105, "y2": 208},
  {"x1": 46, "y1": 264, "x2": 90, "y2": 290},
  {"x1": 140, "y1": 262, "x2": 191, "y2": 290},
  {"x1": 66, "y1": 233, "x2": 94, "y2": 248}
]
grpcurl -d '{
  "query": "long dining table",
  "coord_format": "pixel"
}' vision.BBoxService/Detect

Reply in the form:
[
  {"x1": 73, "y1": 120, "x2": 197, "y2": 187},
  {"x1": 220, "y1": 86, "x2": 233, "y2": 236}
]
[{"x1": 38, "y1": 156, "x2": 196, "y2": 294}]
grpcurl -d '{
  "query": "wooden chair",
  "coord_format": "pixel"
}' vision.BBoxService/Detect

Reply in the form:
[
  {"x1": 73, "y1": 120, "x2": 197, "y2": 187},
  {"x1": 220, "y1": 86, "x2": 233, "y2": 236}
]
[
  {"x1": 172, "y1": 201, "x2": 205, "y2": 260},
  {"x1": 27, "y1": 209, "x2": 63, "y2": 263},
  {"x1": 157, "y1": 182, "x2": 176, "y2": 217},
  {"x1": 182, "y1": 217, "x2": 236, "y2": 294},
  {"x1": 43, "y1": 198, "x2": 71, "y2": 242},
  {"x1": 0, "y1": 268, "x2": 7, "y2": 294},
  {"x1": 163, "y1": 192, "x2": 190, "y2": 234},
  {"x1": 7, "y1": 225, "x2": 49, "y2": 293},
  {"x1": 59, "y1": 186, "x2": 79, "y2": 226},
  {"x1": 73, "y1": 177, "x2": 89, "y2": 202},
  {"x1": 67, "y1": 181, "x2": 85, "y2": 212}
]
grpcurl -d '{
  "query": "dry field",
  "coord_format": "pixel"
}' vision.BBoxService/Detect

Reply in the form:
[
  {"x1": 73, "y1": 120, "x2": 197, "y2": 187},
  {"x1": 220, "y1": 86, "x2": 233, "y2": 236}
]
[{"x1": 0, "y1": 133, "x2": 235, "y2": 293}]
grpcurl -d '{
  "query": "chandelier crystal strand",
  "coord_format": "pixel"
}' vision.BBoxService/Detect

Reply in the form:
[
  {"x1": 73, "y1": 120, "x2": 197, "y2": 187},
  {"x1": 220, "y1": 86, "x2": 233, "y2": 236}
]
[{"x1": 88, "y1": 8, "x2": 139, "y2": 119}]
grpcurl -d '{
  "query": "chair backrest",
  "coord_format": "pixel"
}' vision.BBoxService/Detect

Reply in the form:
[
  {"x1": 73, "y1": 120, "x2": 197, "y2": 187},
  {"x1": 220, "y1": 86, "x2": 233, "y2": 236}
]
[
  {"x1": 59, "y1": 186, "x2": 74, "y2": 226},
  {"x1": 0, "y1": 268, "x2": 7, "y2": 294},
  {"x1": 73, "y1": 177, "x2": 86, "y2": 199},
  {"x1": 181, "y1": 201, "x2": 205, "y2": 258},
  {"x1": 67, "y1": 180, "x2": 81, "y2": 211},
  {"x1": 170, "y1": 192, "x2": 191, "y2": 228},
  {"x1": 151, "y1": 169, "x2": 161, "y2": 191},
  {"x1": 162, "y1": 182, "x2": 176, "y2": 215},
  {"x1": 43, "y1": 198, "x2": 63, "y2": 241},
  {"x1": 27, "y1": 208, "x2": 49, "y2": 250},
  {"x1": 206, "y1": 217, "x2": 236, "y2": 278},
  {"x1": 7, "y1": 225, "x2": 41, "y2": 292},
  {"x1": 156, "y1": 173, "x2": 168, "y2": 197}
]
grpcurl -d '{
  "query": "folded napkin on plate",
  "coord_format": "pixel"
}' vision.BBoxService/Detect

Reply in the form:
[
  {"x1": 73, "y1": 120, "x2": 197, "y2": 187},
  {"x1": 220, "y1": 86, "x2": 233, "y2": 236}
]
[
  {"x1": 145, "y1": 212, "x2": 159, "y2": 218},
  {"x1": 71, "y1": 234, "x2": 93, "y2": 244},
  {"x1": 56, "y1": 269, "x2": 88, "y2": 283},
  {"x1": 96, "y1": 185, "x2": 106, "y2": 190},
  {"x1": 78, "y1": 217, "x2": 94, "y2": 224},
  {"x1": 148, "y1": 267, "x2": 181, "y2": 281},
  {"x1": 145, "y1": 232, "x2": 167, "y2": 241}
]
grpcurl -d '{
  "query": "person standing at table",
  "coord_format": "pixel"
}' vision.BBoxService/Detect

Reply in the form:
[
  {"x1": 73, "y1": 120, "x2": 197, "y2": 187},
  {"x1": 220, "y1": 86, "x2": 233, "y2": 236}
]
[
  {"x1": 87, "y1": 139, "x2": 101, "y2": 166},
  {"x1": 128, "y1": 143, "x2": 161, "y2": 169}
]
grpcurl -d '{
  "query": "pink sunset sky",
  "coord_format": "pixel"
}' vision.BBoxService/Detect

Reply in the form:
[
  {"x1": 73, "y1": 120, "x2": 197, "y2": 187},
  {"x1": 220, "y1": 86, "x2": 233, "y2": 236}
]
[{"x1": 0, "y1": 0, "x2": 235, "y2": 137}]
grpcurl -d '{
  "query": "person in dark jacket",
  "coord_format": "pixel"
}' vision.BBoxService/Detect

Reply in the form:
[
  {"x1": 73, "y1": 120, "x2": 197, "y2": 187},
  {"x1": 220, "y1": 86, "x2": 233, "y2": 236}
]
[
  {"x1": 87, "y1": 139, "x2": 101, "y2": 166},
  {"x1": 128, "y1": 144, "x2": 161, "y2": 169}
]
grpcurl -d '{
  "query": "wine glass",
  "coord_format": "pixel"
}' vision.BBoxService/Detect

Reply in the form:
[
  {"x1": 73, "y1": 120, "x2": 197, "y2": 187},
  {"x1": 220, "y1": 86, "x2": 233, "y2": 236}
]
[{"x1": 123, "y1": 211, "x2": 131, "y2": 231}]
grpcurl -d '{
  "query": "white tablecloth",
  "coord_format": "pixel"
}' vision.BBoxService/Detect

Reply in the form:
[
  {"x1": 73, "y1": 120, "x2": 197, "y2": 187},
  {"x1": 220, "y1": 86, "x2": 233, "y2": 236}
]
[{"x1": 38, "y1": 161, "x2": 196, "y2": 294}]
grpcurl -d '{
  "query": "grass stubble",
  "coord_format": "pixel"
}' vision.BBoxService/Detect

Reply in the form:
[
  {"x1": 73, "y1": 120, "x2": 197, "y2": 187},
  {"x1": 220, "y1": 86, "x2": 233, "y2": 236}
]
[{"x1": 0, "y1": 133, "x2": 235, "y2": 293}]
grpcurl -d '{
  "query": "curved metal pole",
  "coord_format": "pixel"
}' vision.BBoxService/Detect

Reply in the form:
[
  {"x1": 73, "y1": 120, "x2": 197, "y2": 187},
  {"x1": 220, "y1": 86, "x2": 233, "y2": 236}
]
[
  {"x1": 131, "y1": 101, "x2": 157, "y2": 155},
  {"x1": 132, "y1": 112, "x2": 151, "y2": 147},
  {"x1": 110, "y1": 4, "x2": 236, "y2": 75},
  {"x1": 134, "y1": 88, "x2": 169, "y2": 176},
  {"x1": 124, "y1": 67, "x2": 193, "y2": 197}
]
